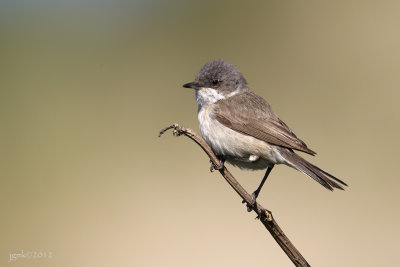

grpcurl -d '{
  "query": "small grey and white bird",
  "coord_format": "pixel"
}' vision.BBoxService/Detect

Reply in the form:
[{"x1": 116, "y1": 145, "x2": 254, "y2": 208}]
[{"x1": 183, "y1": 59, "x2": 347, "y2": 202}]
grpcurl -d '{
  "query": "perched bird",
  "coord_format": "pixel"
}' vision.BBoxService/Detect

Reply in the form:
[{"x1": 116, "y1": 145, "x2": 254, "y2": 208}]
[{"x1": 183, "y1": 59, "x2": 347, "y2": 203}]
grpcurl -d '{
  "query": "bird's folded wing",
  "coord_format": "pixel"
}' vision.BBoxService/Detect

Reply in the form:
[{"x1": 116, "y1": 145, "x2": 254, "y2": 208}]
[{"x1": 214, "y1": 92, "x2": 316, "y2": 155}]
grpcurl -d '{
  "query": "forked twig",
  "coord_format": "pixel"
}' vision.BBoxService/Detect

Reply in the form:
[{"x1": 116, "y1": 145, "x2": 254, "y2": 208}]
[{"x1": 159, "y1": 123, "x2": 310, "y2": 267}]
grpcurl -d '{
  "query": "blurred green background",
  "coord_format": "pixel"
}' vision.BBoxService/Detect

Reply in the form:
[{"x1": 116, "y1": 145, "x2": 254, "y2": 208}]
[{"x1": 1, "y1": 1, "x2": 399, "y2": 266}]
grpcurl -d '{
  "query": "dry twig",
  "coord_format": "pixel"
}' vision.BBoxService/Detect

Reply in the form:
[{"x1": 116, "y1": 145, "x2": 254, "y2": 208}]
[{"x1": 159, "y1": 123, "x2": 310, "y2": 267}]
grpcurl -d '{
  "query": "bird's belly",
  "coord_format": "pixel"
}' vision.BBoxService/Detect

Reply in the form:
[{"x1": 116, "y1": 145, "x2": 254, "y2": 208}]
[{"x1": 198, "y1": 106, "x2": 283, "y2": 170}]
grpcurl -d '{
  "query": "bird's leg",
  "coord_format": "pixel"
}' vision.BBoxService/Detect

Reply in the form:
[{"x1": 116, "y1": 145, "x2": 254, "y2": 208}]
[
  {"x1": 242, "y1": 166, "x2": 274, "y2": 212},
  {"x1": 253, "y1": 165, "x2": 274, "y2": 201}
]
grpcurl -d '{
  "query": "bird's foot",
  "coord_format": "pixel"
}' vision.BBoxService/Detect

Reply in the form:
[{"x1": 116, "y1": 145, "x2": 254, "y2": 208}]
[
  {"x1": 209, "y1": 157, "x2": 225, "y2": 172},
  {"x1": 242, "y1": 192, "x2": 257, "y2": 212}
]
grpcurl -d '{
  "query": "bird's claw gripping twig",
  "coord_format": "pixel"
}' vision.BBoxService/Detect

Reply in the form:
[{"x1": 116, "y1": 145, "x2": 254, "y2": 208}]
[
  {"x1": 209, "y1": 156, "x2": 225, "y2": 172},
  {"x1": 242, "y1": 192, "x2": 258, "y2": 212},
  {"x1": 210, "y1": 158, "x2": 224, "y2": 172}
]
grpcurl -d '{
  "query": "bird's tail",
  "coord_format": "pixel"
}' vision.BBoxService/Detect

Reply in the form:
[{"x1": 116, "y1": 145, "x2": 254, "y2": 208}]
[{"x1": 279, "y1": 149, "x2": 348, "y2": 191}]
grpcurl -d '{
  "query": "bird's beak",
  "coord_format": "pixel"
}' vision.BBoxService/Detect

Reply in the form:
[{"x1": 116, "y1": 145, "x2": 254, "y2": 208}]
[{"x1": 183, "y1": 82, "x2": 201, "y2": 90}]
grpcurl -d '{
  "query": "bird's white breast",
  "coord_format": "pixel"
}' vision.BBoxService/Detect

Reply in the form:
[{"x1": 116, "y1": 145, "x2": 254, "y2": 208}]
[{"x1": 197, "y1": 101, "x2": 284, "y2": 170}]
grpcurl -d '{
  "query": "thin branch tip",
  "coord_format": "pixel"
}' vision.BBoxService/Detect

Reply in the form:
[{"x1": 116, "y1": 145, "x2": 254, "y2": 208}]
[{"x1": 158, "y1": 123, "x2": 180, "y2": 137}]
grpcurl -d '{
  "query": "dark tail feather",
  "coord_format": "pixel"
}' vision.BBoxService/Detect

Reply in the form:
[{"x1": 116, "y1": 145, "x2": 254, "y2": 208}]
[
  {"x1": 310, "y1": 163, "x2": 348, "y2": 187},
  {"x1": 279, "y1": 149, "x2": 347, "y2": 191}
]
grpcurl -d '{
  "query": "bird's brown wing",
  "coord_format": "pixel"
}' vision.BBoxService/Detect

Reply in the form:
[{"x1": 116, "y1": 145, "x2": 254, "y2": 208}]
[{"x1": 214, "y1": 91, "x2": 316, "y2": 155}]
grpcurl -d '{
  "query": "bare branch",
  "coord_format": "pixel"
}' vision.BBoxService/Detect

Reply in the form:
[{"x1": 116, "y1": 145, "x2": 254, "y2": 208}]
[{"x1": 159, "y1": 123, "x2": 310, "y2": 267}]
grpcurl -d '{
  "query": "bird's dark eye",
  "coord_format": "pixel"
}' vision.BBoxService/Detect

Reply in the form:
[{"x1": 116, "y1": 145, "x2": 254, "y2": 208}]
[{"x1": 212, "y1": 79, "x2": 220, "y2": 86}]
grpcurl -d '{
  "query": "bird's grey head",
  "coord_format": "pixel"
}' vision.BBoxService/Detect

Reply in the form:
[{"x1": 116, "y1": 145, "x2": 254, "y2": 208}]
[{"x1": 183, "y1": 59, "x2": 248, "y2": 107}]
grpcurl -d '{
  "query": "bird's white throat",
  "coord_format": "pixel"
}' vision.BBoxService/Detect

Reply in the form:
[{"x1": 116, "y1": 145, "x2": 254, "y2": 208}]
[
  {"x1": 195, "y1": 87, "x2": 225, "y2": 107},
  {"x1": 195, "y1": 87, "x2": 239, "y2": 108}
]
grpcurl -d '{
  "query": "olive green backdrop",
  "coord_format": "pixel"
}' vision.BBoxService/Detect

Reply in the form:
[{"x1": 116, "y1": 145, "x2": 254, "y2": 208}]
[{"x1": 1, "y1": 1, "x2": 399, "y2": 266}]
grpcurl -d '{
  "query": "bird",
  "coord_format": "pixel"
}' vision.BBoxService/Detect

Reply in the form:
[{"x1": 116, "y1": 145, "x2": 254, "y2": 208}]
[{"x1": 183, "y1": 59, "x2": 347, "y2": 204}]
